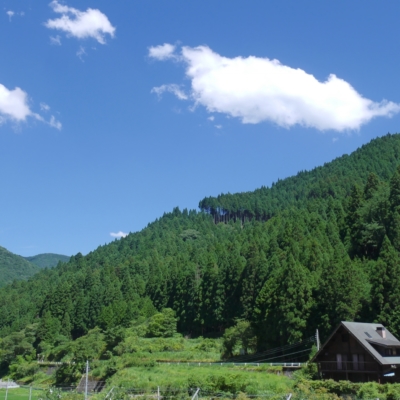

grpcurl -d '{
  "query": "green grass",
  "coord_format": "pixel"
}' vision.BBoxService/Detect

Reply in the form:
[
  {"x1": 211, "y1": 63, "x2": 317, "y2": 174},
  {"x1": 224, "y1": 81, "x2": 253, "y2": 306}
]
[
  {"x1": 0, "y1": 388, "x2": 44, "y2": 400},
  {"x1": 105, "y1": 363, "x2": 293, "y2": 396}
]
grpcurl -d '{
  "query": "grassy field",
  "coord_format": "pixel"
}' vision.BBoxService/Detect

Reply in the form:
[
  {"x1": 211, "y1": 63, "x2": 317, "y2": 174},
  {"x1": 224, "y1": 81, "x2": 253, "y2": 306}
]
[
  {"x1": 105, "y1": 363, "x2": 292, "y2": 396},
  {"x1": 0, "y1": 388, "x2": 44, "y2": 400}
]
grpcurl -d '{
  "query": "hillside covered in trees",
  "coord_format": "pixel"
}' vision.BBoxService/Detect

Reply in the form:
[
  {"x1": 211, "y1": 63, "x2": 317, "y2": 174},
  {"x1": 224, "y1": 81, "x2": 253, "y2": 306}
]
[
  {"x1": 0, "y1": 249, "x2": 69, "y2": 288},
  {"x1": 24, "y1": 253, "x2": 71, "y2": 269},
  {"x1": 2, "y1": 133, "x2": 400, "y2": 377},
  {"x1": 0, "y1": 246, "x2": 43, "y2": 287}
]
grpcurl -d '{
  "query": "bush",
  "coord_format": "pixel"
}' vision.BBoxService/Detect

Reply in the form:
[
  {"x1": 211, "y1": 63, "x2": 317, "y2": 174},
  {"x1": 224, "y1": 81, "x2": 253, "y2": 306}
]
[
  {"x1": 188, "y1": 373, "x2": 248, "y2": 394},
  {"x1": 9, "y1": 359, "x2": 39, "y2": 380},
  {"x1": 357, "y1": 382, "x2": 383, "y2": 399},
  {"x1": 194, "y1": 338, "x2": 220, "y2": 352},
  {"x1": 221, "y1": 320, "x2": 256, "y2": 358},
  {"x1": 146, "y1": 308, "x2": 177, "y2": 338}
]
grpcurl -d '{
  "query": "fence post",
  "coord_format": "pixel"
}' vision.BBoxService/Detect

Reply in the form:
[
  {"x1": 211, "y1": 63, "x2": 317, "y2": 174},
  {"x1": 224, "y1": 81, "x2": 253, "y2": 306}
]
[
  {"x1": 157, "y1": 386, "x2": 160, "y2": 400},
  {"x1": 29, "y1": 386, "x2": 32, "y2": 400},
  {"x1": 191, "y1": 388, "x2": 200, "y2": 400},
  {"x1": 85, "y1": 360, "x2": 89, "y2": 400},
  {"x1": 104, "y1": 386, "x2": 114, "y2": 400},
  {"x1": 4, "y1": 379, "x2": 9, "y2": 400}
]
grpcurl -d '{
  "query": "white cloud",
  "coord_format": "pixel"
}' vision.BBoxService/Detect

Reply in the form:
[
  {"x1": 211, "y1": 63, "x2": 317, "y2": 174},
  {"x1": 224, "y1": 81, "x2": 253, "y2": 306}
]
[
  {"x1": 6, "y1": 10, "x2": 14, "y2": 21},
  {"x1": 50, "y1": 35, "x2": 62, "y2": 45},
  {"x1": 150, "y1": 44, "x2": 400, "y2": 132},
  {"x1": 76, "y1": 45, "x2": 86, "y2": 61},
  {"x1": 0, "y1": 83, "x2": 61, "y2": 129},
  {"x1": 48, "y1": 115, "x2": 62, "y2": 130},
  {"x1": 40, "y1": 102, "x2": 50, "y2": 111},
  {"x1": 6, "y1": 10, "x2": 24, "y2": 21},
  {"x1": 151, "y1": 84, "x2": 188, "y2": 100},
  {"x1": 110, "y1": 231, "x2": 128, "y2": 238},
  {"x1": 148, "y1": 43, "x2": 176, "y2": 60},
  {"x1": 0, "y1": 84, "x2": 32, "y2": 121},
  {"x1": 207, "y1": 116, "x2": 215, "y2": 121},
  {"x1": 45, "y1": 1, "x2": 116, "y2": 44},
  {"x1": 215, "y1": 124, "x2": 222, "y2": 129}
]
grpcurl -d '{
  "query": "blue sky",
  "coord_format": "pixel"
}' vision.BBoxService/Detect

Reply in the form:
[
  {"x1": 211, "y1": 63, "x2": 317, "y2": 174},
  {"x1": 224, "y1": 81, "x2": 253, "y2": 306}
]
[{"x1": 2, "y1": 1, "x2": 400, "y2": 257}]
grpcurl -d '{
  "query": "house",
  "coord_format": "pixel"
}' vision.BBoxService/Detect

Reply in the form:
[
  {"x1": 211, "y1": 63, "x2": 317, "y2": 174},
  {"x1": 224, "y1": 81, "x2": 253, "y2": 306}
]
[{"x1": 311, "y1": 322, "x2": 400, "y2": 383}]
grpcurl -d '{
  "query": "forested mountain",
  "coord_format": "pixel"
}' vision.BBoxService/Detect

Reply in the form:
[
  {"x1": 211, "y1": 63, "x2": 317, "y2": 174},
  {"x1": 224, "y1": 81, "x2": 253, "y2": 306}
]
[
  {"x1": 199, "y1": 133, "x2": 400, "y2": 223},
  {"x1": 0, "y1": 246, "x2": 42, "y2": 287},
  {"x1": 24, "y1": 253, "x2": 70, "y2": 269},
  {"x1": 2, "y1": 133, "x2": 400, "y2": 372}
]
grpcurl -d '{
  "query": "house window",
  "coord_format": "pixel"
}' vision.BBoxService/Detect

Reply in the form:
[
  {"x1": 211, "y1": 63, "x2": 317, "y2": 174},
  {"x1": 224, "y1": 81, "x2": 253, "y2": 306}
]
[
  {"x1": 385, "y1": 348, "x2": 398, "y2": 356},
  {"x1": 337, "y1": 354, "x2": 342, "y2": 370},
  {"x1": 352, "y1": 354, "x2": 358, "y2": 370},
  {"x1": 337, "y1": 354, "x2": 348, "y2": 370},
  {"x1": 359, "y1": 354, "x2": 365, "y2": 371}
]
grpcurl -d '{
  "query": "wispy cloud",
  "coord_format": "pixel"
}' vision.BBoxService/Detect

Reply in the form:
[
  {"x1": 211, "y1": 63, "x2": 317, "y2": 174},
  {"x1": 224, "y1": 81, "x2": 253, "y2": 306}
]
[
  {"x1": 48, "y1": 115, "x2": 62, "y2": 130},
  {"x1": 6, "y1": 10, "x2": 24, "y2": 21},
  {"x1": 6, "y1": 10, "x2": 14, "y2": 21},
  {"x1": 50, "y1": 35, "x2": 62, "y2": 45},
  {"x1": 110, "y1": 231, "x2": 128, "y2": 239},
  {"x1": 45, "y1": 1, "x2": 116, "y2": 44},
  {"x1": 76, "y1": 45, "x2": 86, "y2": 61},
  {"x1": 148, "y1": 43, "x2": 176, "y2": 60},
  {"x1": 40, "y1": 102, "x2": 50, "y2": 111},
  {"x1": 149, "y1": 44, "x2": 400, "y2": 132},
  {"x1": 0, "y1": 83, "x2": 61, "y2": 130},
  {"x1": 151, "y1": 84, "x2": 188, "y2": 100}
]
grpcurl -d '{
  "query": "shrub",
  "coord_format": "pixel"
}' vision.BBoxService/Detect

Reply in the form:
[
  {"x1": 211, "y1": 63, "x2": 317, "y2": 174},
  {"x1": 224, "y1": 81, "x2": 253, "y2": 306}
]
[
  {"x1": 146, "y1": 308, "x2": 177, "y2": 338},
  {"x1": 357, "y1": 382, "x2": 383, "y2": 399}
]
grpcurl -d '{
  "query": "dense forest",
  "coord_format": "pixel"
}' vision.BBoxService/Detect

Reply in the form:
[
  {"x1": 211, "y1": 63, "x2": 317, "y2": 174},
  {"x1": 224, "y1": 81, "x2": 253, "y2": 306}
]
[
  {"x1": 2, "y1": 133, "x2": 400, "y2": 375},
  {"x1": 0, "y1": 246, "x2": 42, "y2": 288},
  {"x1": 24, "y1": 253, "x2": 71, "y2": 269},
  {"x1": 0, "y1": 249, "x2": 69, "y2": 288}
]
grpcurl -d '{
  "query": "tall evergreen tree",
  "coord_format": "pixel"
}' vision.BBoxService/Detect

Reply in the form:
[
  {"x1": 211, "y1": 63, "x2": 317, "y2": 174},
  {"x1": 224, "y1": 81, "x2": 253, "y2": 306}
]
[{"x1": 370, "y1": 235, "x2": 400, "y2": 335}]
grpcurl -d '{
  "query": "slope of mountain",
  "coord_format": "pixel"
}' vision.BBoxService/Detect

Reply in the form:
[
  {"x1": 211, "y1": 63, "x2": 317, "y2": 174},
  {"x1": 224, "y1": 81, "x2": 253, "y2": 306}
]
[
  {"x1": 1, "y1": 132, "x2": 400, "y2": 359},
  {"x1": 24, "y1": 253, "x2": 70, "y2": 269},
  {"x1": 199, "y1": 133, "x2": 400, "y2": 222},
  {"x1": 0, "y1": 246, "x2": 41, "y2": 287}
]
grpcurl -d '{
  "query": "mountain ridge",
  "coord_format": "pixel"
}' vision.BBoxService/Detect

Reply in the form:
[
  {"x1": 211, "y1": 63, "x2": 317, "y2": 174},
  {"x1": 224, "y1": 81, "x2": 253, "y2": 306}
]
[
  {"x1": 24, "y1": 253, "x2": 70, "y2": 269},
  {"x1": 0, "y1": 246, "x2": 41, "y2": 288},
  {"x1": 1, "y1": 133, "x2": 400, "y2": 364}
]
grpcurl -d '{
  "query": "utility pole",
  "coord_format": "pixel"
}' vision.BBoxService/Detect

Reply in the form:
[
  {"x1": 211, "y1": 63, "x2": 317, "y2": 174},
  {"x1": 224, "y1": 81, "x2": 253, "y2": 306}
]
[
  {"x1": 316, "y1": 329, "x2": 320, "y2": 351},
  {"x1": 85, "y1": 360, "x2": 89, "y2": 400}
]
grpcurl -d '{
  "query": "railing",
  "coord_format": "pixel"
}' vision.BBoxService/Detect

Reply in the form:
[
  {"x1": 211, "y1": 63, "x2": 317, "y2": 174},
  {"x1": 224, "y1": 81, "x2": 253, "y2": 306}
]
[{"x1": 318, "y1": 361, "x2": 380, "y2": 373}]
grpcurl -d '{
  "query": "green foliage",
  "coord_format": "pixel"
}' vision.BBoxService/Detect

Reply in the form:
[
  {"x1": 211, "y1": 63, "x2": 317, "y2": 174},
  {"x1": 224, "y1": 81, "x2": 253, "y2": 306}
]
[
  {"x1": 24, "y1": 254, "x2": 70, "y2": 269},
  {"x1": 146, "y1": 308, "x2": 177, "y2": 338},
  {"x1": 0, "y1": 246, "x2": 42, "y2": 287},
  {"x1": 3, "y1": 133, "x2": 400, "y2": 380},
  {"x1": 0, "y1": 326, "x2": 36, "y2": 369},
  {"x1": 221, "y1": 320, "x2": 256, "y2": 358}
]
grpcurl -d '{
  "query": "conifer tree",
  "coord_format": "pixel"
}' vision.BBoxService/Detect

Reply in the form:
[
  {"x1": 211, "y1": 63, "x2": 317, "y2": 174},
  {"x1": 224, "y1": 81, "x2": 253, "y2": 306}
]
[
  {"x1": 254, "y1": 254, "x2": 313, "y2": 349},
  {"x1": 364, "y1": 172, "x2": 380, "y2": 200},
  {"x1": 389, "y1": 166, "x2": 400, "y2": 250},
  {"x1": 370, "y1": 235, "x2": 400, "y2": 335}
]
